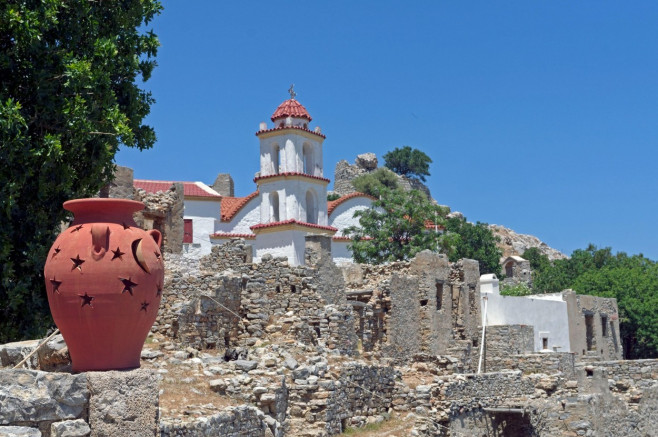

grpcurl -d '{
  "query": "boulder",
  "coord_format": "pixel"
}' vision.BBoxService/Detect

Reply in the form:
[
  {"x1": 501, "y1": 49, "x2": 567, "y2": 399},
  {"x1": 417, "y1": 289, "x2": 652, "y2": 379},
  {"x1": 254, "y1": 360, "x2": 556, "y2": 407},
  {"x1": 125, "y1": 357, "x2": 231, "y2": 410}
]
[
  {"x1": 356, "y1": 153, "x2": 378, "y2": 170},
  {"x1": 0, "y1": 427, "x2": 41, "y2": 437},
  {"x1": 0, "y1": 370, "x2": 88, "y2": 424},
  {"x1": 50, "y1": 419, "x2": 90, "y2": 437}
]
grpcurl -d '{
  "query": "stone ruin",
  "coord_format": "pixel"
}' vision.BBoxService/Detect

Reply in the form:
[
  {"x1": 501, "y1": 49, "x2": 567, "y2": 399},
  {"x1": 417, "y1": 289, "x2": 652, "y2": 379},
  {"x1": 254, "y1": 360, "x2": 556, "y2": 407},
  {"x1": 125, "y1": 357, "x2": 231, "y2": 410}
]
[{"x1": 1, "y1": 237, "x2": 656, "y2": 436}]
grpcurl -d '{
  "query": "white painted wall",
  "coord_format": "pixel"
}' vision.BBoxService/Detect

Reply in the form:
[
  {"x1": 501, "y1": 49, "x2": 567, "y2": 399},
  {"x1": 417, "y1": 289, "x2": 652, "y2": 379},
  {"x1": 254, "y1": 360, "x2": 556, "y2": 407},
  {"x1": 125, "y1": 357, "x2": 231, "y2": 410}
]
[
  {"x1": 259, "y1": 133, "x2": 323, "y2": 177},
  {"x1": 184, "y1": 216, "x2": 216, "y2": 256},
  {"x1": 185, "y1": 199, "x2": 220, "y2": 219},
  {"x1": 328, "y1": 197, "x2": 374, "y2": 236},
  {"x1": 258, "y1": 179, "x2": 328, "y2": 225},
  {"x1": 331, "y1": 240, "x2": 354, "y2": 265},
  {"x1": 216, "y1": 196, "x2": 260, "y2": 234},
  {"x1": 481, "y1": 275, "x2": 572, "y2": 353},
  {"x1": 254, "y1": 229, "x2": 307, "y2": 266}
]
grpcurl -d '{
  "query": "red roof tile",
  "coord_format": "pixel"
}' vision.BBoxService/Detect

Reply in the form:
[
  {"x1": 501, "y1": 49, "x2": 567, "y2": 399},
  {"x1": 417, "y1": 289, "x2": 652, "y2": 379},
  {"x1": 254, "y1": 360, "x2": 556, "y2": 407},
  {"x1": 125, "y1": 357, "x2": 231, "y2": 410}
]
[
  {"x1": 209, "y1": 232, "x2": 256, "y2": 239},
  {"x1": 250, "y1": 219, "x2": 337, "y2": 233},
  {"x1": 220, "y1": 191, "x2": 259, "y2": 222},
  {"x1": 271, "y1": 99, "x2": 312, "y2": 121},
  {"x1": 327, "y1": 192, "x2": 377, "y2": 215},
  {"x1": 255, "y1": 125, "x2": 326, "y2": 139},
  {"x1": 254, "y1": 172, "x2": 330, "y2": 184},
  {"x1": 134, "y1": 180, "x2": 221, "y2": 199}
]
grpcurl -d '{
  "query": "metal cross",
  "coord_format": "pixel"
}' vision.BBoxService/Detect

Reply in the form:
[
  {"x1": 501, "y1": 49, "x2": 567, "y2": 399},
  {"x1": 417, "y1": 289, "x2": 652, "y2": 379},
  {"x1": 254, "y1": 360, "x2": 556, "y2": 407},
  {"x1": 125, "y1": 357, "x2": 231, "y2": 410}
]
[{"x1": 288, "y1": 84, "x2": 296, "y2": 100}]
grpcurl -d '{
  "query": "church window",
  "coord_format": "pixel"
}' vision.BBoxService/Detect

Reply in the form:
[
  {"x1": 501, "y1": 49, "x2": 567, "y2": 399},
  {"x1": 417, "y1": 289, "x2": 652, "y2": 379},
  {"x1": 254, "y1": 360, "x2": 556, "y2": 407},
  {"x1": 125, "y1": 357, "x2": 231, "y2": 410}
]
[
  {"x1": 303, "y1": 143, "x2": 313, "y2": 175},
  {"x1": 270, "y1": 192, "x2": 280, "y2": 222},
  {"x1": 305, "y1": 190, "x2": 317, "y2": 224}
]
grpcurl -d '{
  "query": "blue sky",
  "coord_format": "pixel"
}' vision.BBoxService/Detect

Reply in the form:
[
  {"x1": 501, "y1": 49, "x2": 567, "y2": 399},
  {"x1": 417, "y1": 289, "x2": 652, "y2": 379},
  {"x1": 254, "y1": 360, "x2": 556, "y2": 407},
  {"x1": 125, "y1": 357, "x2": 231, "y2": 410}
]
[{"x1": 116, "y1": 1, "x2": 658, "y2": 260}]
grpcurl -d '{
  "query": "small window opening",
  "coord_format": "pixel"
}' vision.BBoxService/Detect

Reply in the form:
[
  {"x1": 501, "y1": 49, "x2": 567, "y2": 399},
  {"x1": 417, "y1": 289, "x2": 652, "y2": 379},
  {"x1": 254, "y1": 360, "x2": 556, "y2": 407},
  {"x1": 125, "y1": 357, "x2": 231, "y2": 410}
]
[
  {"x1": 473, "y1": 338, "x2": 478, "y2": 348},
  {"x1": 585, "y1": 314, "x2": 595, "y2": 351},
  {"x1": 601, "y1": 315, "x2": 608, "y2": 337},
  {"x1": 275, "y1": 285, "x2": 281, "y2": 293},
  {"x1": 420, "y1": 299, "x2": 428, "y2": 307},
  {"x1": 436, "y1": 283, "x2": 443, "y2": 310},
  {"x1": 291, "y1": 284, "x2": 297, "y2": 293},
  {"x1": 586, "y1": 368, "x2": 593, "y2": 377},
  {"x1": 542, "y1": 338, "x2": 548, "y2": 350}
]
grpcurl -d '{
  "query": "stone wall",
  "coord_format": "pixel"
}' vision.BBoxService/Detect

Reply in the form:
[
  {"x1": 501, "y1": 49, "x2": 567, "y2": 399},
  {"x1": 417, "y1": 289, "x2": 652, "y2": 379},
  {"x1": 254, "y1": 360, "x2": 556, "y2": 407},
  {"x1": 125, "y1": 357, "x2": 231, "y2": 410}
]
[
  {"x1": 158, "y1": 241, "x2": 357, "y2": 356},
  {"x1": 0, "y1": 369, "x2": 157, "y2": 437},
  {"x1": 483, "y1": 324, "x2": 534, "y2": 372},
  {"x1": 134, "y1": 182, "x2": 184, "y2": 254},
  {"x1": 564, "y1": 290, "x2": 623, "y2": 361},
  {"x1": 160, "y1": 406, "x2": 272, "y2": 437}
]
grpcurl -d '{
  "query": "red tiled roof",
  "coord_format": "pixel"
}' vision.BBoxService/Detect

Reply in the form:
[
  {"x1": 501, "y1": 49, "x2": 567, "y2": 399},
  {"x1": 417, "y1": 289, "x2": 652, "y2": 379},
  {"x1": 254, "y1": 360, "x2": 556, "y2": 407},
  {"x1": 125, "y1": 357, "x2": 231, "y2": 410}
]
[
  {"x1": 271, "y1": 99, "x2": 312, "y2": 121},
  {"x1": 255, "y1": 125, "x2": 326, "y2": 139},
  {"x1": 327, "y1": 192, "x2": 377, "y2": 215},
  {"x1": 209, "y1": 232, "x2": 256, "y2": 240},
  {"x1": 424, "y1": 220, "x2": 445, "y2": 231},
  {"x1": 134, "y1": 180, "x2": 221, "y2": 199},
  {"x1": 220, "y1": 191, "x2": 259, "y2": 222},
  {"x1": 250, "y1": 219, "x2": 337, "y2": 232},
  {"x1": 254, "y1": 172, "x2": 330, "y2": 184}
]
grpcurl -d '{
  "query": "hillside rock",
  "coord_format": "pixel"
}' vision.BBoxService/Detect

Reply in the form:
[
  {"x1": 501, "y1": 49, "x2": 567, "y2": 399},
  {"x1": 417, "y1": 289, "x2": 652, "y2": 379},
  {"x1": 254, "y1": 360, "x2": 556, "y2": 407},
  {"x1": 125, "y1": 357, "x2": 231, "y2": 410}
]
[{"x1": 490, "y1": 224, "x2": 568, "y2": 261}]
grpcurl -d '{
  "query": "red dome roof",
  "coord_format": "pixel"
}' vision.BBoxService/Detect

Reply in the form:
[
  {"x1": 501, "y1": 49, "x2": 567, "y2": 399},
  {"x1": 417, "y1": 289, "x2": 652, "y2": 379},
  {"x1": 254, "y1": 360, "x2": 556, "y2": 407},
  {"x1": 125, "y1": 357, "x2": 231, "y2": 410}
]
[{"x1": 271, "y1": 99, "x2": 312, "y2": 122}]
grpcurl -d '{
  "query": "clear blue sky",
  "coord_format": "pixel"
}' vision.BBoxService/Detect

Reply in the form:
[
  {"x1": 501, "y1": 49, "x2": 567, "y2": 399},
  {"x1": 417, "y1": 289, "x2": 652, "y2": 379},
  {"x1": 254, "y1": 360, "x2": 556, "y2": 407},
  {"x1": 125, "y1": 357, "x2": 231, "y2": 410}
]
[{"x1": 116, "y1": 1, "x2": 658, "y2": 260}]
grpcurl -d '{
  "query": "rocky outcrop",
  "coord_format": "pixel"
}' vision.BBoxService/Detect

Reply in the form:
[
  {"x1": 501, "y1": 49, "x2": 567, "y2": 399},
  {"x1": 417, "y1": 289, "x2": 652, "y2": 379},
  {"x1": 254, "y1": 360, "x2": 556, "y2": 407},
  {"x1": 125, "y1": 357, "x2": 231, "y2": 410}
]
[
  {"x1": 332, "y1": 153, "x2": 432, "y2": 199},
  {"x1": 490, "y1": 224, "x2": 568, "y2": 261}
]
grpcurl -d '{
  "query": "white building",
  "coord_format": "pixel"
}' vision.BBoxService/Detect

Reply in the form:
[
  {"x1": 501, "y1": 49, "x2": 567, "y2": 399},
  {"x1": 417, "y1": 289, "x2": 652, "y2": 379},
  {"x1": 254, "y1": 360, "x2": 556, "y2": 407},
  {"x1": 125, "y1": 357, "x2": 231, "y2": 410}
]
[{"x1": 135, "y1": 93, "x2": 373, "y2": 265}]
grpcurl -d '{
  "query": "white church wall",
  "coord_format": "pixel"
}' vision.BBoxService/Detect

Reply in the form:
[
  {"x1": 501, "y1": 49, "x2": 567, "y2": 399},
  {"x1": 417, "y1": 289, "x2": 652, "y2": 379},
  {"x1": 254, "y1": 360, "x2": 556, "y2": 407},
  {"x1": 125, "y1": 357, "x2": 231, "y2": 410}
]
[
  {"x1": 331, "y1": 240, "x2": 354, "y2": 265},
  {"x1": 185, "y1": 199, "x2": 220, "y2": 219},
  {"x1": 482, "y1": 276, "x2": 572, "y2": 353},
  {"x1": 328, "y1": 197, "x2": 374, "y2": 236},
  {"x1": 254, "y1": 230, "x2": 307, "y2": 266},
  {"x1": 216, "y1": 196, "x2": 261, "y2": 234}
]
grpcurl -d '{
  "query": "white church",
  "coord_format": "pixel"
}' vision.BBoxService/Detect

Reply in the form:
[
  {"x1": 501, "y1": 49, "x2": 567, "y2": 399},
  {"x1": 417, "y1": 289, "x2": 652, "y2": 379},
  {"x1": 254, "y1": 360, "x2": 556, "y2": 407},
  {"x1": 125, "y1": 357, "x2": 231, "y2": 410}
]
[{"x1": 135, "y1": 91, "x2": 374, "y2": 265}]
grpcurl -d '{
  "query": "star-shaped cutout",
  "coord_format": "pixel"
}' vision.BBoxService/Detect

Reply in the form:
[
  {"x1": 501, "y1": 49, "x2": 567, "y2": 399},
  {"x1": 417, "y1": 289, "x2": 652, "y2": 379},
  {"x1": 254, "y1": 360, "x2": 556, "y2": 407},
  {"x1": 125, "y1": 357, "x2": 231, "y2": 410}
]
[
  {"x1": 156, "y1": 282, "x2": 162, "y2": 297},
  {"x1": 154, "y1": 251, "x2": 161, "y2": 261},
  {"x1": 120, "y1": 277, "x2": 138, "y2": 296},
  {"x1": 79, "y1": 292, "x2": 94, "y2": 307},
  {"x1": 111, "y1": 246, "x2": 125, "y2": 260},
  {"x1": 50, "y1": 277, "x2": 62, "y2": 294},
  {"x1": 70, "y1": 255, "x2": 85, "y2": 271},
  {"x1": 140, "y1": 301, "x2": 149, "y2": 312},
  {"x1": 71, "y1": 224, "x2": 84, "y2": 233},
  {"x1": 51, "y1": 246, "x2": 61, "y2": 258},
  {"x1": 122, "y1": 222, "x2": 131, "y2": 230}
]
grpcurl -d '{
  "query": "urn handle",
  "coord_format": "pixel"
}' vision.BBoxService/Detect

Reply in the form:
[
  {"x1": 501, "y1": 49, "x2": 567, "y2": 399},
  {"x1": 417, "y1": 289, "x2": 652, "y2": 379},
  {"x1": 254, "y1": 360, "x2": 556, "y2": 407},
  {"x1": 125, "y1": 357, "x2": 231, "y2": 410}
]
[
  {"x1": 149, "y1": 229, "x2": 162, "y2": 249},
  {"x1": 91, "y1": 224, "x2": 110, "y2": 260}
]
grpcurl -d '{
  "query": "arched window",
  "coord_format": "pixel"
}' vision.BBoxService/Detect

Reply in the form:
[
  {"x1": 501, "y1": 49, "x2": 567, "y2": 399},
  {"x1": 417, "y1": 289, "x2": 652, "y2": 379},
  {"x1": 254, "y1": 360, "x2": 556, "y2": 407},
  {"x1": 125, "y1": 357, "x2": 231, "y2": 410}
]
[
  {"x1": 270, "y1": 192, "x2": 280, "y2": 222},
  {"x1": 305, "y1": 190, "x2": 317, "y2": 224},
  {"x1": 303, "y1": 143, "x2": 313, "y2": 175},
  {"x1": 272, "y1": 145, "x2": 280, "y2": 174},
  {"x1": 505, "y1": 262, "x2": 514, "y2": 278}
]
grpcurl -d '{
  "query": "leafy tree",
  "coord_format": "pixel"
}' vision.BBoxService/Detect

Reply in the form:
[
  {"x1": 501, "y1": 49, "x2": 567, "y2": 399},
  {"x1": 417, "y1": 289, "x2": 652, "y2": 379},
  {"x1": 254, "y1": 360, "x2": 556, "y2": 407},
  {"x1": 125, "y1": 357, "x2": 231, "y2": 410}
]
[
  {"x1": 352, "y1": 167, "x2": 399, "y2": 197},
  {"x1": 444, "y1": 217, "x2": 502, "y2": 275},
  {"x1": 0, "y1": 0, "x2": 161, "y2": 342},
  {"x1": 327, "y1": 193, "x2": 341, "y2": 201},
  {"x1": 383, "y1": 146, "x2": 432, "y2": 182},
  {"x1": 343, "y1": 188, "x2": 455, "y2": 264},
  {"x1": 520, "y1": 247, "x2": 551, "y2": 272}
]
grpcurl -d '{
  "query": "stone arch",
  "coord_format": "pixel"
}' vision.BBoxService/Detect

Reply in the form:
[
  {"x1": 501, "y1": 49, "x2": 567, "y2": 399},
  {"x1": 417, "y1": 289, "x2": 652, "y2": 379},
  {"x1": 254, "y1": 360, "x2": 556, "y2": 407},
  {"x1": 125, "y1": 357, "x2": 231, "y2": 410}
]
[{"x1": 505, "y1": 261, "x2": 514, "y2": 278}]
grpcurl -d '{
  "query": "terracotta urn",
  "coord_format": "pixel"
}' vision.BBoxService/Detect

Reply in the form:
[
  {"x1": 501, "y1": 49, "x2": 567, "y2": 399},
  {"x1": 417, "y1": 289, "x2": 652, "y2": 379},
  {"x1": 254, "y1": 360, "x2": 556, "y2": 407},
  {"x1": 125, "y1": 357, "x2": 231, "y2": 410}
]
[{"x1": 44, "y1": 198, "x2": 164, "y2": 372}]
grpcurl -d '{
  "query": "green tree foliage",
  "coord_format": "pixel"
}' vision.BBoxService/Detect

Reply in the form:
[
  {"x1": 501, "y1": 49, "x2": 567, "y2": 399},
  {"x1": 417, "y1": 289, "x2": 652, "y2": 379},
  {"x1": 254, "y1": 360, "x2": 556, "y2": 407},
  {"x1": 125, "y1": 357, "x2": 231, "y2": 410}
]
[
  {"x1": 444, "y1": 217, "x2": 502, "y2": 275},
  {"x1": 351, "y1": 167, "x2": 399, "y2": 197},
  {"x1": 343, "y1": 188, "x2": 455, "y2": 264},
  {"x1": 528, "y1": 245, "x2": 658, "y2": 359},
  {"x1": 500, "y1": 282, "x2": 534, "y2": 296},
  {"x1": 0, "y1": 0, "x2": 161, "y2": 342},
  {"x1": 327, "y1": 193, "x2": 341, "y2": 201},
  {"x1": 383, "y1": 146, "x2": 432, "y2": 182},
  {"x1": 343, "y1": 188, "x2": 501, "y2": 274}
]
